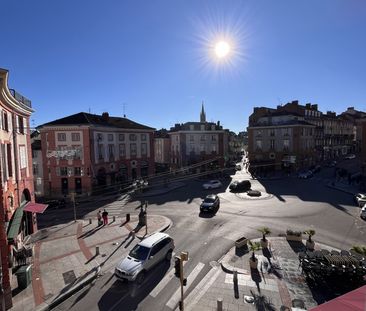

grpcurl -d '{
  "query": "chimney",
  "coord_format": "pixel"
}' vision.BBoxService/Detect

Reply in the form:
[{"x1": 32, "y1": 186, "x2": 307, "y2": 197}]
[
  {"x1": 217, "y1": 121, "x2": 220, "y2": 127},
  {"x1": 292, "y1": 100, "x2": 299, "y2": 105},
  {"x1": 102, "y1": 112, "x2": 109, "y2": 121},
  {"x1": 311, "y1": 104, "x2": 318, "y2": 111},
  {"x1": 305, "y1": 103, "x2": 311, "y2": 109}
]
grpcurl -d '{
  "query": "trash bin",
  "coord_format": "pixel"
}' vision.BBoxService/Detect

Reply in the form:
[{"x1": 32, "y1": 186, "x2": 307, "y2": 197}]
[{"x1": 15, "y1": 265, "x2": 32, "y2": 289}]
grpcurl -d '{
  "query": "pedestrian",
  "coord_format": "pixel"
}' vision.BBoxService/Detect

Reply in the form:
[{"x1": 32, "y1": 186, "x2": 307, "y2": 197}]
[
  {"x1": 102, "y1": 209, "x2": 109, "y2": 225},
  {"x1": 97, "y1": 210, "x2": 102, "y2": 226}
]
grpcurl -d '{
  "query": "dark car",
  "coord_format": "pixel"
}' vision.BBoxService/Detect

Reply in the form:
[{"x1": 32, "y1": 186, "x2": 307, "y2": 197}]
[
  {"x1": 200, "y1": 194, "x2": 220, "y2": 213},
  {"x1": 229, "y1": 180, "x2": 251, "y2": 192}
]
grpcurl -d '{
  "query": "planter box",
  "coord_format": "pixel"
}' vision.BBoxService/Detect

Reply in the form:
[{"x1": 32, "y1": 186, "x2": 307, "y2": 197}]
[
  {"x1": 235, "y1": 237, "x2": 248, "y2": 248},
  {"x1": 286, "y1": 234, "x2": 303, "y2": 242}
]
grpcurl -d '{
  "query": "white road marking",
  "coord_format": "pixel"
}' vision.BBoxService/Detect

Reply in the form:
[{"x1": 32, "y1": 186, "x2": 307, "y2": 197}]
[
  {"x1": 149, "y1": 260, "x2": 187, "y2": 298},
  {"x1": 166, "y1": 262, "x2": 205, "y2": 309},
  {"x1": 184, "y1": 267, "x2": 221, "y2": 311}
]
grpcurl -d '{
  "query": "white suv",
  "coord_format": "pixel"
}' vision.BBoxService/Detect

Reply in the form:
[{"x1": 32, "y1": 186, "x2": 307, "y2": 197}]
[{"x1": 115, "y1": 232, "x2": 174, "y2": 283}]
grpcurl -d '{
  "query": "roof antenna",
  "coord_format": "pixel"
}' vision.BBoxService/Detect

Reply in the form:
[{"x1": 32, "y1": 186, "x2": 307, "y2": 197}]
[{"x1": 88, "y1": 107, "x2": 91, "y2": 113}]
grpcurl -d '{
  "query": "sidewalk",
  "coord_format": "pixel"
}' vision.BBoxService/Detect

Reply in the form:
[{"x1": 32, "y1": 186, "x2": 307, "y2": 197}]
[
  {"x1": 183, "y1": 237, "x2": 344, "y2": 311},
  {"x1": 11, "y1": 214, "x2": 171, "y2": 311},
  {"x1": 327, "y1": 180, "x2": 360, "y2": 195}
]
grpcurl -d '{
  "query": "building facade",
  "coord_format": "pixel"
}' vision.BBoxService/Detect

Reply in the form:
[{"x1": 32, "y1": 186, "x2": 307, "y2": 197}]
[
  {"x1": 0, "y1": 69, "x2": 35, "y2": 309},
  {"x1": 154, "y1": 129, "x2": 171, "y2": 173},
  {"x1": 38, "y1": 112, "x2": 155, "y2": 197},
  {"x1": 169, "y1": 105, "x2": 228, "y2": 170},
  {"x1": 248, "y1": 112, "x2": 316, "y2": 173}
]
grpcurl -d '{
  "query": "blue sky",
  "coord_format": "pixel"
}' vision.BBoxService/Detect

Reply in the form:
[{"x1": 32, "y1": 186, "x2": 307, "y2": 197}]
[{"x1": 1, "y1": 0, "x2": 365, "y2": 133}]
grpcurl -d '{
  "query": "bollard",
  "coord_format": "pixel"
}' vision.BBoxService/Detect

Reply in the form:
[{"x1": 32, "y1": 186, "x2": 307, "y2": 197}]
[
  {"x1": 217, "y1": 298, "x2": 223, "y2": 311},
  {"x1": 130, "y1": 230, "x2": 135, "y2": 239},
  {"x1": 126, "y1": 213, "x2": 130, "y2": 222},
  {"x1": 96, "y1": 246, "x2": 100, "y2": 256},
  {"x1": 113, "y1": 215, "x2": 116, "y2": 222},
  {"x1": 233, "y1": 270, "x2": 238, "y2": 284},
  {"x1": 89, "y1": 219, "x2": 92, "y2": 224}
]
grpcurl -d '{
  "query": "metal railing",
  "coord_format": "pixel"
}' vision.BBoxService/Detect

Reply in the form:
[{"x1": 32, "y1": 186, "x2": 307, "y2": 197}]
[{"x1": 9, "y1": 89, "x2": 32, "y2": 108}]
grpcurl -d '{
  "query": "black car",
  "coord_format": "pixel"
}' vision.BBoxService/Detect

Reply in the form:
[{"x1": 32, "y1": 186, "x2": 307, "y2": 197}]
[
  {"x1": 200, "y1": 194, "x2": 220, "y2": 213},
  {"x1": 229, "y1": 180, "x2": 251, "y2": 192}
]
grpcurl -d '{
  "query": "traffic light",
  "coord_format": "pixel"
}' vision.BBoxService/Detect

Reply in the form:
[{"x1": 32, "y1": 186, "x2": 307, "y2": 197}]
[
  {"x1": 174, "y1": 256, "x2": 181, "y2": 278},
  {"x1": 182, "y1": 278, "x2": 187, "y2": 286}
]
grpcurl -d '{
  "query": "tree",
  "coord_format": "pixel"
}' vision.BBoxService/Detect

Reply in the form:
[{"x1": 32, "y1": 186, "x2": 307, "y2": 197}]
[
  {"x1": 248, "y1": 240, "x2": 261, "y2": 261},
  {"x1": 303, "y1": 229, "x2": 315, "y2": 242},
  {"x1": 257, "y1": 227, "x2": 271, "y2": 241}
]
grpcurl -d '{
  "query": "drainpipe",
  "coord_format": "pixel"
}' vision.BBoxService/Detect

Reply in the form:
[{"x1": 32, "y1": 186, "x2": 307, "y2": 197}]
[{"x1": 12, "y1": 114, "x2": 21, "y2": 207}]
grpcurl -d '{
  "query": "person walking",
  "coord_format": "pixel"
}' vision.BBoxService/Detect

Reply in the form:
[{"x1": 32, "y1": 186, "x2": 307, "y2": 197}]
[
  {"x1": 97, "y1": 210, "x2": 102, "y2": 226},
  {"x1": 102, "y1": 209, "x2": 109, "y2": 225}
]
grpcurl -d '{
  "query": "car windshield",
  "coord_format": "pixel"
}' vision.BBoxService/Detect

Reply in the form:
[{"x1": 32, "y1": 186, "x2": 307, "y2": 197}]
[
  {"x1": 204, "y1": 198, "x2": 215, "y2": 203},
  {"x1": 129, "y1": 245, "x2": 150, "y2": 260}
]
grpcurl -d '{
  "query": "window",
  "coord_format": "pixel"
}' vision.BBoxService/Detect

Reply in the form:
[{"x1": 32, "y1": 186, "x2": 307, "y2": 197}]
[
  {"x1": 108, "y1": 134, "x2": 114, "y2": 141},
  {"x1": 57, "y1": 145, "x2": 68, "y2": 159},
  {"x1": 270, "y1": 140, "x2": 275, "y2": 150},
  {"x1": 108, "y1": 144, "x2": 115, "y2": 160},
  {"x1": 119, "y1": 134, "x2": 125, "y2": 141},
  {"x1": 211, "y1": 135, "x2": 216, "y2": 141},
  {"x1": 212, "y1": 144, "x2": 217, "y2": 153},
  {"x1": 119, "y1": 144, "x2": 126, "y2": 157},
  {"x1": 141, "y1": 134, "x2": 147, "y2": 141},
  {"x1": 256, "y1": 140, "x2": 262, "y2": 150},
  {"x1": 282, "y1": 128, "x2": 289, "y2": 136},
  {"x1": 200, "y1": 135, "x2": 205, "y2": 141},
  {"x1": 17, "y1": 116, "x2": 24, "y2": 134},
  {"x1": 269, "y1": 129, "x2": 275, "y2": 137},
  {"x1": 201, "y1": 125, "x2": 205, "y2": 131},
  {"x1": 97, "y1": 133, "x2": 103, "y2": 141},
  {"x1": 283, "y1": 139, "x2": 289, "y2": 151},
  {"x1": 60, "y1": 167, "x2": 68, "y2": 176},
  {"x1": 2, "y1": 111, "x2": 8, "y2": 131},
  {"x1": 74, "y1": 167, "x2": 82, "y2": 176},
  {"x1": 19, "y1": 145, "x2": 27, "y2": 168},
  {"x1": 130, "y1": 143, "x2": 137, "y2": 157},
  {"x1": 190, "y1": 144, "x2": 195, "y2": 153},
  {"x1": 72, "y1": 133, "x2": 80, "y2": 141},
  {"x1": 141, "y1": 143, "x2": 147, "y2": 156},
  {"x1": 255, "y1": 130, "x2": 262, "y2": 137},
  {"x1": 129, "y1": 134, "x2": 137, "y2": 141},
  {"x1": 33, "y1": 164, "x2": 38, "y2": 175},
  {"x1": 6, "y1": 144, "x2": 12, "y2": 177},
  {"x1": 200, "y1": 144, "x2": 205, "y2": 152},
  {"x1": 57, "y1": 133, "x2": 66, "y2": 141},
  {"x1": 97, "y1": 144, "x2": 104, "y2": 160},
  {"x1": 190, "y1": 135, "x2": 194, "y2": 141}
]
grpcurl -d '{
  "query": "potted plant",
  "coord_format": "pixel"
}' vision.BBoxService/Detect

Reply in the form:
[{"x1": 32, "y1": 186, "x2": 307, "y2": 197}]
[
  {"x1": 257, "y1": 227, "x2": 271, "y2": 248},
  {"x1": 286, "y1": 229, "x2": 303, "y2": 242},
  {"x1": 248, "y1": 240, "x2": 261, "y2": 269},
  {"x1": 304, "y1": 229, "x2": 316, "y2": 250}
]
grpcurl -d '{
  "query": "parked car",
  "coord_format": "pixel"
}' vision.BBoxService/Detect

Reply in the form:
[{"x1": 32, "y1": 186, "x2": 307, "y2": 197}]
[
  {"x1": 298, "y1": 170, "x2": 313, "y2": 179},
  {"x1": 200, "y1": 194, "x2": 220, "y2": 213},
  {"x1": 360, "y1": 206, "x2": 366, "y2": 220},
  {"x1": 229, "y1": 180, "x2": 251, "y2": 192},
  {"x1": 354, "y1": 193, "x2": 366, "y2": 207},
  {"x1": 115, "y1": 232, "x2": 174, "y2": 283},
  {"x1": 311, "y1": 165, "x2": 321, "y2": 174},
  {"x1": 345, "y1": 154, "x2": 356, "y2": 160},
  {"x1": 325, "y1": 160, "x2": 337, "y2": 167},
  {"x1": 202, "y1": 180, "x2": 222, "y2": 190}
]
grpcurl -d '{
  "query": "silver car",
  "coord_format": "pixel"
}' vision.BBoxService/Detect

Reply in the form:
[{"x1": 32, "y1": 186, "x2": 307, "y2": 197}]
[{"x1": 115, "y1": 232, "x2": 174, "y2": 283}]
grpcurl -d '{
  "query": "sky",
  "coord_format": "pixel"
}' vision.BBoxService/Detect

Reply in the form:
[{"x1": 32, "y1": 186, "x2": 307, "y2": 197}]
[{"x1": 1, "y1": 0, "x2": 366, "y2": 133}]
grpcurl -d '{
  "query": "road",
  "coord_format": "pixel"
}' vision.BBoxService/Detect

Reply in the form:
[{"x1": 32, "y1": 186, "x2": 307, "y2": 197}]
[{"x1": 46, "y1": 166, "x2": 366, "y2": 310}]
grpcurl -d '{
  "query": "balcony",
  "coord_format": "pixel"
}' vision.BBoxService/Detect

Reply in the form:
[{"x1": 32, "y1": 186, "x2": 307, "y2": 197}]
[{"x1": 9, "y1": 89, "x2": 32, "y2": 108}]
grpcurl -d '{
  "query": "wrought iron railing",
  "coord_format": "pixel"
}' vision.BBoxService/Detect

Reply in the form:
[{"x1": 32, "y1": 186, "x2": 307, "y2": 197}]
[{"x1": 9, "y1": 89, "x2": 32, "y2": 108}]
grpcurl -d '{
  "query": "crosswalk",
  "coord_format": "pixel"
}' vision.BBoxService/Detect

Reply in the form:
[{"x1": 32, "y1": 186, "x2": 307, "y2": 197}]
[{"x1": 102, "y1": 193, "x2": 131, "y2": 217}]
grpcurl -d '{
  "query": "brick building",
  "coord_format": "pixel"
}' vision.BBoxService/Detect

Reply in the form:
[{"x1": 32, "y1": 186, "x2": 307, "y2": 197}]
[
  {"x1": 0, "y1": 69, "x2": 35, "y2": 309},
  {"x1": 154, "y1": 129, "x2": 171, "y2": 173},
  {"x1": 37, "y1": 112, "x2": 155, "y2": 197}
]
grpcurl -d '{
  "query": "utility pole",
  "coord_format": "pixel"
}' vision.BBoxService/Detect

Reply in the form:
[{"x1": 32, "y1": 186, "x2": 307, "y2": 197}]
[
  {"x1": 71, "y1": 192, "x2": 76, "y2": 222},
  {"x1": 145, "y1": 201, "x2": 148, "y2": 236},
  {"x1": 174, "y1": 251, "x2": 189, "y2": 310}
]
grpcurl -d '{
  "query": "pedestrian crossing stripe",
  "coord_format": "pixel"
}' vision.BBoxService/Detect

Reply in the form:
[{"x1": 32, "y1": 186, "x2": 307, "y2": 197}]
[{"x1": 166, "y1": 262, "x2": 205, "y2": 309}]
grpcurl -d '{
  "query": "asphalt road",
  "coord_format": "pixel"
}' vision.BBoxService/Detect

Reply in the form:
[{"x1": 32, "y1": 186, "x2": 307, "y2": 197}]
[{"x1": 49, "y1": 166, "x2": 366, "y2": 310}]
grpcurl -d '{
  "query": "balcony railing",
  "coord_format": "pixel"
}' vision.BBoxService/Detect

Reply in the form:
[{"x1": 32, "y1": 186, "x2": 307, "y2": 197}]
[{"x1": 9, "y1": 89, "x2": 32, "y2": 108}]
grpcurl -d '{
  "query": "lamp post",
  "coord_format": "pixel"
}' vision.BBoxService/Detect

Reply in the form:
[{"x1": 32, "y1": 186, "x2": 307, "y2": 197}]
[{"x1": 71, "y1": 192, "x2": 76, "y2": 222}]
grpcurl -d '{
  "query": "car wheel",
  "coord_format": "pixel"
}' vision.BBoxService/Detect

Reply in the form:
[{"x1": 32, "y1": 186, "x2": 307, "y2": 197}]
[
  {"x1": 136, "y1": 271, "x2": 145, "y2": 284},
  {"x1": 165, "y1": 250, "x2": 173, "y2": 261}
]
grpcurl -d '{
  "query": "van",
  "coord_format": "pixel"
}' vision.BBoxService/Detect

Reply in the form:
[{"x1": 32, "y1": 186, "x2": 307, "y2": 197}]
[{"x1": 115, "y1": 232, "x2": 174, "y2": 283}]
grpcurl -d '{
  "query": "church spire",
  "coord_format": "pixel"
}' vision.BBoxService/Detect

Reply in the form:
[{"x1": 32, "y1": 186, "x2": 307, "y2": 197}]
[{"x1": 200, "y1": 101, "x2": 206, "y2": 123}]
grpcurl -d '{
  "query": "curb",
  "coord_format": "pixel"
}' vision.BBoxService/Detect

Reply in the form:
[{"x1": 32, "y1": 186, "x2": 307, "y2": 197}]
[
  {"x1": 326, "y1": 182, "x2": 355, "y2": 195},
  {"x1": 35, "y1": 266, "x2": 100, "y2": 311},
  {"x1": 135, "y1": 215, "x2": 172, "y2": 239}
]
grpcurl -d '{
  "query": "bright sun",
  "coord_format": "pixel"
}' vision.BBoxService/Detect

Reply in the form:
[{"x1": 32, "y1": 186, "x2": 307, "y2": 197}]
[{"x1": 214, "y1": 41, "x2": 231, "y2": 58}]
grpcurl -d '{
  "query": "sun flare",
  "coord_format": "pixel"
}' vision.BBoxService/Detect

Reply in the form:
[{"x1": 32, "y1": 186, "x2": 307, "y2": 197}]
[{"x1": 215, "y1": 41, "x2": 231, "y2": 58}]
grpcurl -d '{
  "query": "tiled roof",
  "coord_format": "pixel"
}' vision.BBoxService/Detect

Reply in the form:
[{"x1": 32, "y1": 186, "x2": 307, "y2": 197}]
[{"x1": 38, "y1": 112, "x2": 155, "y2": 130}]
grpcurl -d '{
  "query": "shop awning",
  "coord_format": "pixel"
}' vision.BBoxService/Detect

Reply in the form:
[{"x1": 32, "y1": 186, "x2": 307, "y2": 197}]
[
  {"x1": 24, "y1": 202, "x2": 48, "y2": 214},
  {"x1": 7, "y1": 202, "x2": 27, "y2": 243}
]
